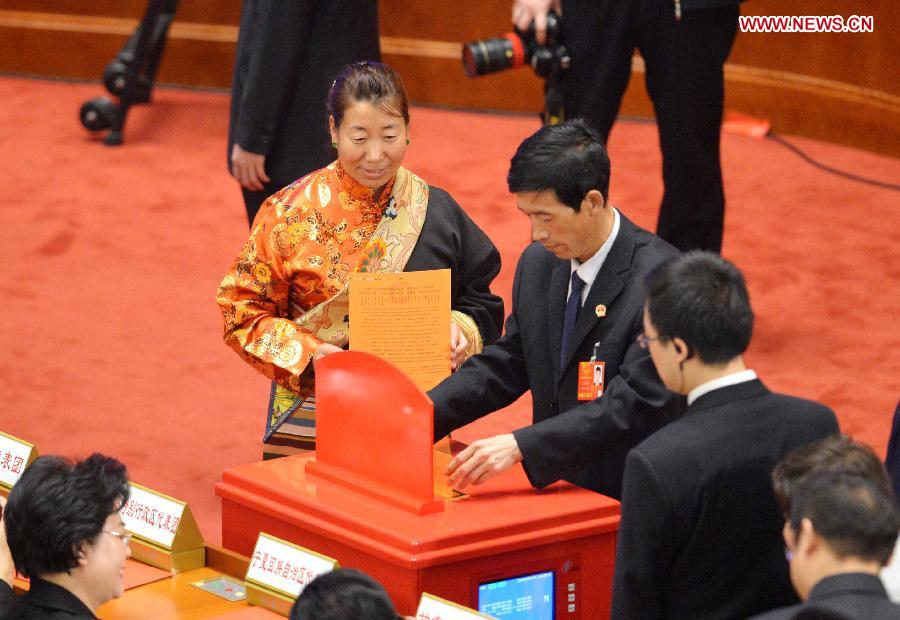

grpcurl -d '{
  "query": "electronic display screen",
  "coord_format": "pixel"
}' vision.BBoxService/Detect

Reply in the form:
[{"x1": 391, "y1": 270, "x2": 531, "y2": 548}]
[{"x1": 477, "y1": 570, "x2": 554, "y2": 619}]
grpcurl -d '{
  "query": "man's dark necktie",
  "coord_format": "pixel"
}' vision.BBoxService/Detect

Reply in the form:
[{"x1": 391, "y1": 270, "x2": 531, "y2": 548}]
[{"x1": 561, "y1": 271, "x2": 586, "y2": 368}]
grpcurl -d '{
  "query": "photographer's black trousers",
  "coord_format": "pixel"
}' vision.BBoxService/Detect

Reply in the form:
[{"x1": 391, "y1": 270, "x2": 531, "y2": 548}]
[{"x1": 561, "y1": 0, "x2": 740, "y2": 253}]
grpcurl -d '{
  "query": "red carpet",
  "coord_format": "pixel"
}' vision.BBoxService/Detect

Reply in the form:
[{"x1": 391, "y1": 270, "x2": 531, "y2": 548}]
[{"x1": 0, "y1": 76, "x2": 897, "y2": 544}]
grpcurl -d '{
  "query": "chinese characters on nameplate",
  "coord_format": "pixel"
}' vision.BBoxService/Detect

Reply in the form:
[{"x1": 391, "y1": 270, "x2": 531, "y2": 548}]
[
  {"x1": 121, "y1": 482, "x2": 185, "y2": 547},
  {"x1": 245, "y1": 532, "x2": 338, "y2": 601},
  {"x1": 119, "y1": 482, "x2": 205, "y2": 572}
]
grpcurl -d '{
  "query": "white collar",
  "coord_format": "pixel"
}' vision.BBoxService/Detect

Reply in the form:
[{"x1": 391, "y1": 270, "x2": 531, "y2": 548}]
[
  {"x1": 687, "y1": 369, "x2": 758, "y2": 406},
  {"x1": 570, "y1": 207, "x2": 620, "y2": 291}
]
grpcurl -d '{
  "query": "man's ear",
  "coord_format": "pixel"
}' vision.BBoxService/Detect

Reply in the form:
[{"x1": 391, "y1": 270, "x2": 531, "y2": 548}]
[
  {"x1": 797, "y1": 517, "x2": 820, "y2": 556},
  {"x1": 672, "y1": 336, "x2": 691, "y2": 364},
  {"x1": 582, "y1": 189, "x2": 606, "y2": 213},
  {"x1": 782, "y1": 520, "x2": 795, "y2": 550}
]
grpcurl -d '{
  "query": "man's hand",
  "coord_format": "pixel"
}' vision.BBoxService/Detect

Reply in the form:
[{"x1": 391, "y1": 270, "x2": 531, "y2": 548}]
[
  {"x1": 446, "y1": 434, "x2": 523, "y2": 489},
  {"x1": 313, "y1": 342, "x2": 343, "y2": 363},
  {"x1": 512, "y1": 0, "x2": 561, "y2": 45},
  {"x1": 450, "y1": 322, "x2": 469, "y2": 371},
  {"x1": 230, "y1": 143, "x2": 270, "y2": 192}
]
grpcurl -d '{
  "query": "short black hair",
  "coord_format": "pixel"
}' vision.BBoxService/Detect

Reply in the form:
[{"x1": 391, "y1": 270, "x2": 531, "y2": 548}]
[
  {"x1": 789, "y1": 472, "x2": 900, "y2": 565},
  {"x1": 507, "y1": 119, "x2": 610, "y2": 211},
  {"x1": 772, "y1": 434, "x2": 891, "y2": 515},
  {"x1": 645, "y1": 251, "x2": 753, "y2": 364},
  {"x1": 290, "y1": 568, "x2": 398, "y2": 620},
  {"x1": 4, "y1": 453, "x2": 129, "y2": 578}
]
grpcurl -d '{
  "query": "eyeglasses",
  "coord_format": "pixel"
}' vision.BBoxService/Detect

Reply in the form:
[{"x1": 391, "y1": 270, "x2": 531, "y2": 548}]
[
  {"x1": 102, "y1": 530, "x2": 132, "y2": 545},
  {"x1": 635, "y1": 333, "x2": 668, "y2": 349}
]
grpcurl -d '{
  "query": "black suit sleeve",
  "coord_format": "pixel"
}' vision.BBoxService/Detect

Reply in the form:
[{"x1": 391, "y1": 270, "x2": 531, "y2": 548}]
[
  {"x1": 0, "y1": 579, "x2": 15, "y2": 611},
  {"x1": 886, "y1": 402, "x2": 900, "y2": 500},
  {"x1": 611, "y1": 449, "x2": 671, "y2": 620},
  {"x1": 513, "y1": 338, "x2": 683, "y2": 490},
  {"x1": 429, "y1": 252, "x2": 530, "y2": 439},
  {"x1": 234, "y1": 1, "x2": 312, "y2": 155}
]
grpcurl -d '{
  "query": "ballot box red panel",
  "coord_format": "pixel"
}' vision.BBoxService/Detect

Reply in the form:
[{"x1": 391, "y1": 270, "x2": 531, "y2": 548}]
[{"x1": 310, "y1": 352, "x2": 437, "y2": 513}]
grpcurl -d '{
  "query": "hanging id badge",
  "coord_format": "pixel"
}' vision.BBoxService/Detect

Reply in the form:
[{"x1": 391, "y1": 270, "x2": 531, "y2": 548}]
[{"x1": 577, "y1": 342, "x2": 605, "y2": 401}]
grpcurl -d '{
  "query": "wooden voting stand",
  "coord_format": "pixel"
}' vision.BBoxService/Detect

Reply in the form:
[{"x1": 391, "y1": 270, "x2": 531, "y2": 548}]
[
  {"x1": 216, "y1": 352, "x2": 622, "y2": 617},
  {"x1": 96, "y1": 546, "x2": 282, "y2": 618},
  {"x1": 12, "y1": 546, "x2": 281, "y2": 619}
]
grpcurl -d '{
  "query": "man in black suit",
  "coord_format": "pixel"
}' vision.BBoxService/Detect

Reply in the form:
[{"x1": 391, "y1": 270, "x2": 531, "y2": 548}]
[
  {"x1": 611, "y1": 252, "x2": 839, "y2": 619},
  {"x1": 431, "y1": 119, "x2": 681, "y2": 499},
  {"x1": 750, "y1": 472, "x2": 900, "y2": 620},
  {"x1": 513, "y1": 0, "x2": 741, "y2": 253},
  {"x1": 769, "y1": 434, "x2": 900, "y2": 610},
  {"x1": 229, "y1": 1, "x2": 380, "y2": 225}
]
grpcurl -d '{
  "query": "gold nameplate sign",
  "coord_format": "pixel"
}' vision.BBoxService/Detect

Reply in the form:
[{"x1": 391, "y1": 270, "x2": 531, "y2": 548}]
[
  {"x1": 119, "y1": 482, "x2": 204, "y2": 573},
  {"x1": 0, "y1": 431, "x2": 38, "y2": 494},
  {"x1": 244, "y1": 532, "x2": 339, "y2": 617},
  {"x1": 416, "y1": 592, "x2": 496, "y2": 619}
]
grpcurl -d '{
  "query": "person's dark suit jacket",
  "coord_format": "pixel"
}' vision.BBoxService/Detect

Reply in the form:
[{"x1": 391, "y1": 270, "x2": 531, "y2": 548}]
[
  {"x1": 1, "y1": 577, "x2": 97, "y2": 619},
  {"x1": 612, "y1": 379, "x2": 840, "y2": 619},
  {"x1": 229, "y1": 1, "x2": 380, "y2": 221},
  {"x1": 429, "y1": 212, "x2": 682, "y2": 499},
  {"x1": 0, "y1": 580, "x2": 14, "y2": 613},
  {"x1": 749, "y1": 573, "x2": 900, "y2": 620},
  {"x1": 885, "y1": 401, "x2": 900, "y2": 500}
]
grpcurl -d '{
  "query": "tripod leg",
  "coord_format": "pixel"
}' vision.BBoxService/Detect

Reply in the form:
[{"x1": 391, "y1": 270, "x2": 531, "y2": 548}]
[
  {"x1": 142, "y1": 0, "x2": 180, "y2": 90},
  {"x1": 102, "y1": 0, "x2": 167, "y2": 145},
  {"x1": 103, "y1": 100, "x2": 131, "y2": 146},
  {"x1": 542, "y1": 70, "x2": 566, "y2": 126},
  {"x1": 85, "y1": 0, "x2": 179, "y2": 145}
]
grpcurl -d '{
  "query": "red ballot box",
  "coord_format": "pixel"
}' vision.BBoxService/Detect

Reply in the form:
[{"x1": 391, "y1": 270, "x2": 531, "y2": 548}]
[{"x1": 216, "y1": 352, "x2": 621, "y2": 618}]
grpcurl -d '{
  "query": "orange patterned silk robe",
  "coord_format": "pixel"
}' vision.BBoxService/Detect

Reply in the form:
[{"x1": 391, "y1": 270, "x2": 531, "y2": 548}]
[{"x1": 216, "y1": 162, "x2": 395, "y2": 395}]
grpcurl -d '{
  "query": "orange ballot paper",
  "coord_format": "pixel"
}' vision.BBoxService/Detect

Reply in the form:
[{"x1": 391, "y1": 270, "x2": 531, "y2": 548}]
[{"x1": 349, "y1": 268, "x2": 451, "y2": 391}]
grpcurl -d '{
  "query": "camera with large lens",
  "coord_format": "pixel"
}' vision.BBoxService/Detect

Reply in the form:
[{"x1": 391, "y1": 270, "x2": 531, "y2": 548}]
[{"x1": 462, "y1": 11, "x2": 569, "y2": 79}]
